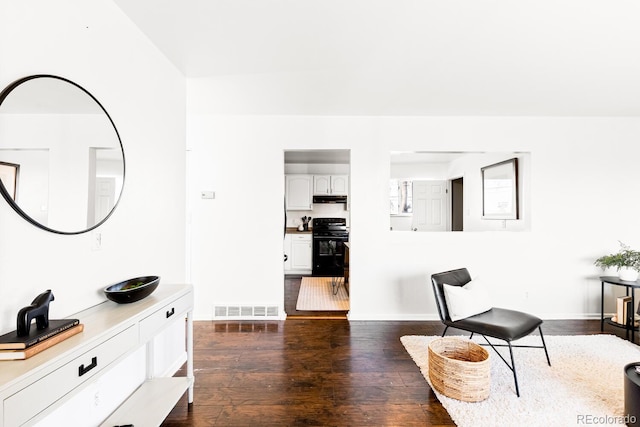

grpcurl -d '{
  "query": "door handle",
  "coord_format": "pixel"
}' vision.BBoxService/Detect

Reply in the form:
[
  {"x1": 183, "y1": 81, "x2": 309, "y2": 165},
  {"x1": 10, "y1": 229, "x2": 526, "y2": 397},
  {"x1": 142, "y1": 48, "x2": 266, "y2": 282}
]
[{"x1": 166, "y1": 307, "x2": 175, "y2": 318}]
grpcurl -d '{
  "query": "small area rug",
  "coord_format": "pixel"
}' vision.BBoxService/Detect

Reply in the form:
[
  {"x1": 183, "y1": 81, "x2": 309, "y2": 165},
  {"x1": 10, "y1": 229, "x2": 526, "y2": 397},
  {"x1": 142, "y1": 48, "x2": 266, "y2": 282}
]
[
  {"x1": 296, "y1": 277, "x2": 349, "y2": 311},
  {"x1": 401, "y1": 334, "x2": 640, "y2": 427}
]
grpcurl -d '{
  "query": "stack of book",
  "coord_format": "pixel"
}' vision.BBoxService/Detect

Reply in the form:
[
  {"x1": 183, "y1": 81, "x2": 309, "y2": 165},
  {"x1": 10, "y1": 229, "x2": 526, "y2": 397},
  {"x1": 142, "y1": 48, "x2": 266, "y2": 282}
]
[
  {"x1": 0, "y1": 319, "x2": 83, "y2": 360},
  {"x1": 612, "y1": 296, "x2": 639, "y2": 327}
]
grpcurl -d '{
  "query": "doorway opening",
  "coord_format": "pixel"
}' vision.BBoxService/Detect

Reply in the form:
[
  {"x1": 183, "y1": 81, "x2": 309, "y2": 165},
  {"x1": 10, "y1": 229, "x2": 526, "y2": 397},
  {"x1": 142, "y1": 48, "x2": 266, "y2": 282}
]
[
  {"x1": 451, "y1": 177, "x2": 464, "y2": 231},
  {"x1": 283, "y1": 149, "x2": 351, "y2": 319}
]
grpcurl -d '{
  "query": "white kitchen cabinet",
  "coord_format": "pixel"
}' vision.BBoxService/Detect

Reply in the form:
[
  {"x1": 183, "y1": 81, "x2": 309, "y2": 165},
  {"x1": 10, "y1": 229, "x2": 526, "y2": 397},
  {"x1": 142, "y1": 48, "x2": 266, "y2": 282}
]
[
  {"x1": 291, "y1": 234, "x2": 312, "y2": 270},
  {"x1": 285, "y1": 234, "x2": 312, "y2": 274},
  {"x1": 313, "y1": 175, "x2": 331, "y2": 195},
  {"x1": 330, "y1": 175, "x2": 349, "y2": 195},
  {"x1": 313, "y1": 175, "x2": 348, "y2": 196},
  {"x1": 0, "y1": 284, "x2": 194, "y2": 427},
  {"x1": 284, "y1": 234, "x2": 292, "y2": 271},
  {"x1": 285, "y1": 175, "x2": 313, "y2": 210}
]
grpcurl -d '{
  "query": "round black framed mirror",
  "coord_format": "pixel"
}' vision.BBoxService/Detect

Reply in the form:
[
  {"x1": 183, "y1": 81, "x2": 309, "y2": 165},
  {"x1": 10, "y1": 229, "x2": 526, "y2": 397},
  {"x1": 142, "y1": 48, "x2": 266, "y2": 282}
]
[{"x1": 0, "y1": 75, "x2": 125, "y2": 234}]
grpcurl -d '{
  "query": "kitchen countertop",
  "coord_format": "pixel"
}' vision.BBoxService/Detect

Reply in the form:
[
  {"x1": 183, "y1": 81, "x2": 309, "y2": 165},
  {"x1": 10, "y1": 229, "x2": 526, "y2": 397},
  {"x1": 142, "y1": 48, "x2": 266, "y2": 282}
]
[{"x1": 286, "y1": 227, "x2": 312, "y2": 234}]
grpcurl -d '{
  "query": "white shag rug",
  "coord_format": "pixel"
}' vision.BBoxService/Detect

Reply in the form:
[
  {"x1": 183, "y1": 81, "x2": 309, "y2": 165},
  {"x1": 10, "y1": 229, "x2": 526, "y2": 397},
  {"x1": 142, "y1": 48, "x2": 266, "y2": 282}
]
[
  {"x1": 296, "y1": 277, "x2": 349, "y2": 311},
  {"x1": 401, "y1": 334, "x2": 640, "y2": 427}
]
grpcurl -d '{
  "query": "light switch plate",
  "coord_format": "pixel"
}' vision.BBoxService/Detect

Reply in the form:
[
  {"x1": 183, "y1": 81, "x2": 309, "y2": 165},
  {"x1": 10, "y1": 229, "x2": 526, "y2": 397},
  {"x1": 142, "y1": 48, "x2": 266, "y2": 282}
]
[
  {"x1": 91, "y1": 231, "x2": 102, "y2": 251},
  {"x1": 201, "y1": 191, "x2": 215, "y2": 199}
]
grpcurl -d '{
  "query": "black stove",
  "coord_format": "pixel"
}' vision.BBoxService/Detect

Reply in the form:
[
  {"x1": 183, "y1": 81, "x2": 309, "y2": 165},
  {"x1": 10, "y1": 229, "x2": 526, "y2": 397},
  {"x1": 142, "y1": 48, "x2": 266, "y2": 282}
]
[
  {"x1": 312, "y1": 218, "x2": 349, "y2": 277},
  {"x1": 312, "y1": 218, "x2": 348, "y2": 236}
]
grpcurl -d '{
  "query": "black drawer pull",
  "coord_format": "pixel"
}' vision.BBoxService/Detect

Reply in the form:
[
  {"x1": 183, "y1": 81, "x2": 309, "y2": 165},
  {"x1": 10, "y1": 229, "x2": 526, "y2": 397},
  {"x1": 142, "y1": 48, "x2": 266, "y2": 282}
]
[
  {"x1": 78, "y1": 356, "x2": 98, "y2": 376},
  {"x1": 166, "y1": 307, "x2": 175, "y2": 318}
]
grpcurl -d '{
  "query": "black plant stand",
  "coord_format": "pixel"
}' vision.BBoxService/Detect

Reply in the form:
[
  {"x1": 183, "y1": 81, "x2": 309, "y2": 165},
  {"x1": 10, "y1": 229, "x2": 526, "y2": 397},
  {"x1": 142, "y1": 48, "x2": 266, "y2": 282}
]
[{"x1": 600, "y1": 276, "x2": 640, "y2": 343}]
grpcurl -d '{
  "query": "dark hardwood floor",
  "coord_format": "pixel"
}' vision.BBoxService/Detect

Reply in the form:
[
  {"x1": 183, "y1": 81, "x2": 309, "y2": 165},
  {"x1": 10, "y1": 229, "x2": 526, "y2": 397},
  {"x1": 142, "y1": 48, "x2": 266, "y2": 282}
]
[{"x1": 162, "y1": 317, "x2": 611, "y2": 426}]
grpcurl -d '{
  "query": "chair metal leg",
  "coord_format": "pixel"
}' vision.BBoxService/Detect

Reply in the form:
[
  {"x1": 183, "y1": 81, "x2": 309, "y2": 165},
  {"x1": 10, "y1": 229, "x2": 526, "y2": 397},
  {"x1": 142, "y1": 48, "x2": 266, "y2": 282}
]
[
  {"x1": 441, "y1": 326, "x2": 449, "y2": 337},
  {"x1": 539, "y1": 326, "x2": 551, "y2": 366},
  {"x1": 480, "y1": 335, "x2": 519, "y2": 396},
  {"x1": 507, "y1": 341, "x2": 520, "y2": 397},
  {"x1": 478, "y1": 332, "x2": 551, "y2": 398}
]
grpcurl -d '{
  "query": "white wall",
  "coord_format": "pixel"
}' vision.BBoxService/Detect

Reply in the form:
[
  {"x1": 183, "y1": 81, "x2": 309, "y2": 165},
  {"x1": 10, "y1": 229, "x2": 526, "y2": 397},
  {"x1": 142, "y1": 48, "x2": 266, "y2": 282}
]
[
  {"x1": 0, "y1": 0, "x2": 186, "y2": 331},
  {"x1": 187, "y1": 82, "x2": 640, "y2": 321},
  {"x1": 0, "y1": 3, "x2": 632, "y2": 326},
  {"x1": 390, "y1": 162, "x2": 449, "y2": 181}
]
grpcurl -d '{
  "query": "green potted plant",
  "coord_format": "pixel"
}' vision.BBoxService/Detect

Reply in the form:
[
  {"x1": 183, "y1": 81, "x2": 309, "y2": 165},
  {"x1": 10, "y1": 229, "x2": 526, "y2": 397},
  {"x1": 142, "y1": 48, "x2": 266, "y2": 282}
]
[{"x1": 595, "y1": 241, "x2": 640, "y2": 281}]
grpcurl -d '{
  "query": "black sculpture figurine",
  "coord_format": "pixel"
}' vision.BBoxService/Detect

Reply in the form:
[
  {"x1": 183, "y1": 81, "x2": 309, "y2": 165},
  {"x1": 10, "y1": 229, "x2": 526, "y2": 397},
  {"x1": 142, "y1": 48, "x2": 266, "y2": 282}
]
[{"x1": 16, "y1": 290, "x2": 55, "y2": 337}]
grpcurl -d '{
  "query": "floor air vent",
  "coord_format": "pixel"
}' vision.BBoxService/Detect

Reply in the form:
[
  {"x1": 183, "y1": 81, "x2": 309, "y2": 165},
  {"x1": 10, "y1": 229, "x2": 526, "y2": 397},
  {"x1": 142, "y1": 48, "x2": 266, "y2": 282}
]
[{"x1": 213, "y1": 305, "x2": 280, "y2": 319}]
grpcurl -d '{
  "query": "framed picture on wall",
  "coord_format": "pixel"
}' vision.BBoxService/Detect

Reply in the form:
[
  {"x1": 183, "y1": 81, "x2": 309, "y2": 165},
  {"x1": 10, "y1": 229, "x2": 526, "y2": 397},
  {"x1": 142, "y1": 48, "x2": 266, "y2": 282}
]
[
  {"x1": 481, "y1": 158, "x2": 518, "y2": 220},
  {"x1": 0, "y1": 161, "x2": 19, "y2": 201}
]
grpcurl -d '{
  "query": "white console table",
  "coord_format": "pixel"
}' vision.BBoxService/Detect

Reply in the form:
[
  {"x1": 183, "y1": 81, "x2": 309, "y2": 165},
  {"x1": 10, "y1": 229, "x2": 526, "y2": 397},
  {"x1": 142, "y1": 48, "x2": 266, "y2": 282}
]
[{"x1": 0, "y1": 284, "x2": 194, "y2": 427}]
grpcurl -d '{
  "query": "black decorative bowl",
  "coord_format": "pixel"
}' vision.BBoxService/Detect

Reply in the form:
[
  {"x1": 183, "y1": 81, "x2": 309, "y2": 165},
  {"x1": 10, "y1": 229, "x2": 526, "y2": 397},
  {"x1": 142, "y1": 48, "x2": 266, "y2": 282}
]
[{"x1": 104, "y1": 276, "x2": 160, "y2": 304}]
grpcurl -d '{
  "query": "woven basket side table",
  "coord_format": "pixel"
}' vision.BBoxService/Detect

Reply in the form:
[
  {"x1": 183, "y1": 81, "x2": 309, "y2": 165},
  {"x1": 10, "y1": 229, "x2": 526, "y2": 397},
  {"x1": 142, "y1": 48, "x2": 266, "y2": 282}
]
[{"x1": 428, "y1": 337, "x2": 491, "y2": 402}]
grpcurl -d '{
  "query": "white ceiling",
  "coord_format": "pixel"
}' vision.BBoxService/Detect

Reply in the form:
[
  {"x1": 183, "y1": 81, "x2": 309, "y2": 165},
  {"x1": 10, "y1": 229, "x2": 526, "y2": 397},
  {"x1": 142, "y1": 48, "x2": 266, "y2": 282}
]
[{"x1": 114, "y1": 0, "x2": 640, "y2": 116}]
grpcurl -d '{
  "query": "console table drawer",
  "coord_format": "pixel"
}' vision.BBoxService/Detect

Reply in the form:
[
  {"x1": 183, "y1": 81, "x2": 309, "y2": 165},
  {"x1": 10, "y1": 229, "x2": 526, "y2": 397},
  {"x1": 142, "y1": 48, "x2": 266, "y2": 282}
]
[
  {"x1": 139, "y1": 292, "x2": 191, "y2": 343},
  {"x1": 4, "y1": 325, "x2": 137, "y2": 426}
]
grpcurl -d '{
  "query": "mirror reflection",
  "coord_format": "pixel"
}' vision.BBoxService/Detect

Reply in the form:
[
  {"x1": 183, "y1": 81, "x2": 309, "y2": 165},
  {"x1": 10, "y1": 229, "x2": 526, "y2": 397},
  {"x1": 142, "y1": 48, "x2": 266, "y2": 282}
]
[
  {"x1": 390, "y1": 151, "x2": 530, "y2": 232},
  {"x1": 0, "y1": 75, "x2": 124, "y2": 234}
]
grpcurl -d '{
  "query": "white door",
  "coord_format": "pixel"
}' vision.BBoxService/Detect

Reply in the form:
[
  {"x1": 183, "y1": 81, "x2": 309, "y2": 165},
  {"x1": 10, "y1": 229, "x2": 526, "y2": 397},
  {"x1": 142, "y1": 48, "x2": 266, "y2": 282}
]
[
  {"x1": 411, "y1": 180, "x2": 448, "y2": 231},
  {"x1": 95, "y1": 177, "x2": 116, "y2": 224}
]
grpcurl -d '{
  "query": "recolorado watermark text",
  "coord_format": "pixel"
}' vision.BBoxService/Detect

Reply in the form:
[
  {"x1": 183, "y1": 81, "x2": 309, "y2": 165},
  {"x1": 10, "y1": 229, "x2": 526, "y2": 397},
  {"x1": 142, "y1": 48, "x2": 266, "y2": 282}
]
[{"x1": 577, "y1": 414, "x2": 636, "y2": 425}]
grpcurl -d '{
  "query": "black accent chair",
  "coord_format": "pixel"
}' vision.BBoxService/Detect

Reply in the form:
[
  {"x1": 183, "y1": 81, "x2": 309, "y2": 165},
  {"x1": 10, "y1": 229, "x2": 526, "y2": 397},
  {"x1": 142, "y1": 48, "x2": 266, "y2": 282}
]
[{"x1": 431, "y1": 268, "x2": 551, "y2": 397}]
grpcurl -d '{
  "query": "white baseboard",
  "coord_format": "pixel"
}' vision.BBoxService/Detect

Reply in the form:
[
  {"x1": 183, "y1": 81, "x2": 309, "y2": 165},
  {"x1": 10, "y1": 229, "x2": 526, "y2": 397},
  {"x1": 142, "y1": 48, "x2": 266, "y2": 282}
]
[
  {"x1": 196, "y1": 312, "x2": 606, "y2": 322},
  {"x1": 347, "y1": 312, "x2": 605, "y2": 321},
  {"x1": 346, "y1": 313, "x2": 441, "y2": 321}
]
